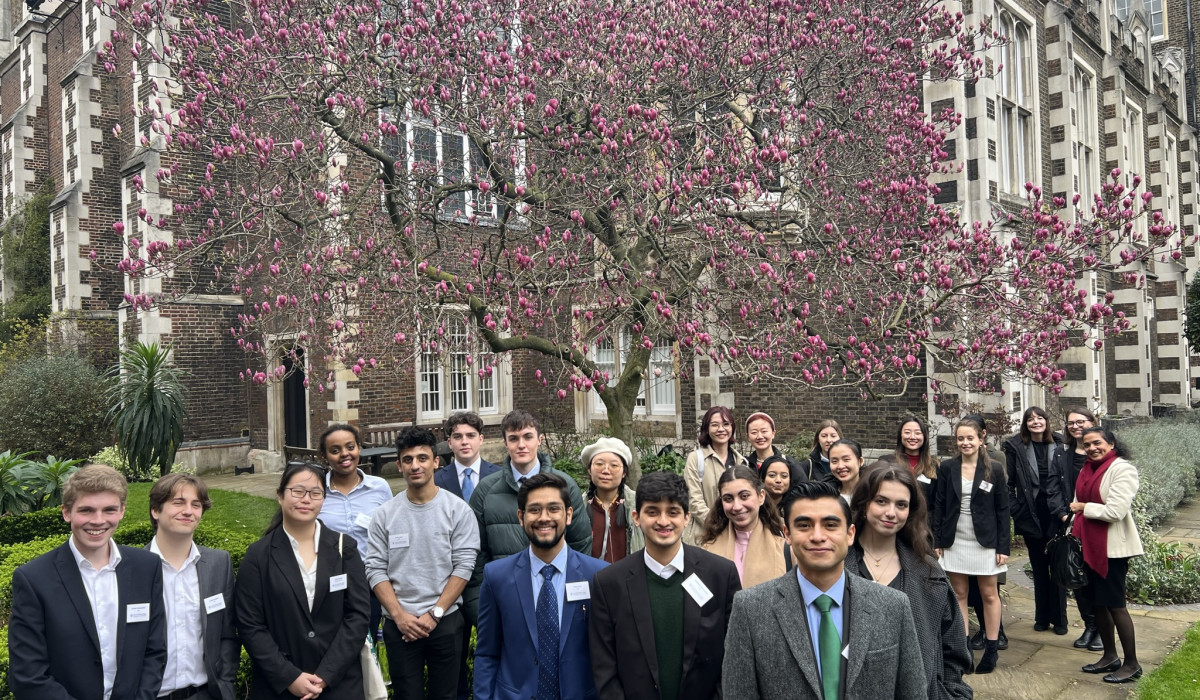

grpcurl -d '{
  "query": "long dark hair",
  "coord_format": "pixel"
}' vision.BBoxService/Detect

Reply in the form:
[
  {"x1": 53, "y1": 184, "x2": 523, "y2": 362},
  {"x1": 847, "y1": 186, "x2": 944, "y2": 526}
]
[
  {"x1": 850, "y1": 465, "x2": 934, "y2": 563},
  {"x1": 891, "y1": 416, "x2": 937, "y2": 480},
  {"x1": 1062, "y1": 407, "x2": 1098, "y2": 448},
  {"x1": 700, "y1": 466, "x2": 784, "y2": 544},
  {"x1": 1018, "y1": 406, "x2": 1054, "y2": 444},
  {"x1": 1080, "y1": 426, "x2": 1132, "y2": 459},
  {"x1": 265, "y1": 462, "x2": 329, "y2": 535}
]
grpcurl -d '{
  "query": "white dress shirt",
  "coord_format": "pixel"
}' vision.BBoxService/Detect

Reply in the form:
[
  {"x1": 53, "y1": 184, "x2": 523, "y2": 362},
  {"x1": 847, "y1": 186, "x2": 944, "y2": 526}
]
[
  {"x1": 528, "y1": 545, "x2": 569, "y2": 624},
  {"x1": 643, "y1": 544, "x2": 686, "y2": 579},
  {"x1": 285, "y1": 521, "x2": 322, "y2": 611},
  {"x1": 68, "y1": 537, "x2": 121, "y2": 700},
  {"x1": 455, "y1": 459, "x2": 482, "y2": 492},
  {"x1": 150, "y1": 537, "x2": 208, "y2": 695}
]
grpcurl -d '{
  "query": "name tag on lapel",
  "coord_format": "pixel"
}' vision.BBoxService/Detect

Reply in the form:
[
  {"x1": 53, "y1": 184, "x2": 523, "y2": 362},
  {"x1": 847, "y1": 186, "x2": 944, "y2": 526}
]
[
  {"x1": 842, "y1": 644, "x2": 849, "y2": 660},
  {"x1": 565, "y1": 582, "x2": 590, "y2": 602},
  {"x1": 127, "y1": 603, "x2": 150, "y2": 623},
  {"x1": 980, "y1": 481, "x2": 993, "y2": 493},
  {"x1": 354, "y1": 513, "x2": 373, "y2": 530},
  {"x1": 682, "y1": 574, "x2": 713, "y2": 607},
  {"x1": 330, "y1": 574, "x2": 348, "y2": 592},
  {"x1": 389, "y1": 533, "x2": 410, "y2": 549},
  {"x1": 203, "y1": 593, "x2": 226, "y2": 614},
  {"x1": 916, "y1": 474, "x2": 931, "y2": 484}
]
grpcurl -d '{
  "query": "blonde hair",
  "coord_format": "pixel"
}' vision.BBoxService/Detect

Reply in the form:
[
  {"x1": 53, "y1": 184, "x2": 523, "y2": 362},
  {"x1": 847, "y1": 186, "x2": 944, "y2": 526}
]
[{"x1": 63, "y1": 465, "x2": 129, "y2": 510}]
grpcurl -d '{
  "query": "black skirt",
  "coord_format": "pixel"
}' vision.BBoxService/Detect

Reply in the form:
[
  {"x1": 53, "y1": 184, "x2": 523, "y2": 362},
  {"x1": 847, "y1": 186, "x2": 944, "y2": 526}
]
[{"x1": 1082, "y1": 557, "x2": 1130, "y2": 609}]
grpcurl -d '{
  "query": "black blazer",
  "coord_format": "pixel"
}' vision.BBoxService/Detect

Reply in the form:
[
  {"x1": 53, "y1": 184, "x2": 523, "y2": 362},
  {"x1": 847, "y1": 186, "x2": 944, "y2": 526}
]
[
  {"x1": 1048, "y1": 445, "x2": 1084, "y2": 520},
  {"x1": 931, "y1": 457, "x2": 1010, "y2": 555},
  {"x1": 589, "y1": 544, "x2": 742, "y2": 699},
  {"x1": 144, "y1": 543, "x2": 241, "y2": 700},
  {"x1": 235, "y1": 525, "x2": 370, "y2": 700},
  {"x1": 1002, "y1": 435, "x2": 1064, "y2": 539},
  {"x1": 8, "y1": 543, "x2": 167, "y2": 700},
  {"x1": 434, "y1": 459, "x2": 501, "y2": 500}
]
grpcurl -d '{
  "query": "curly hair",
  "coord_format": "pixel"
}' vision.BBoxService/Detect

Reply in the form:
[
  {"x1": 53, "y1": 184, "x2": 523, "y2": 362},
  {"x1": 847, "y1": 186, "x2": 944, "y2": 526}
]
[{"x1": 700, "y1": 465, "x2": 784, "y2": 544}]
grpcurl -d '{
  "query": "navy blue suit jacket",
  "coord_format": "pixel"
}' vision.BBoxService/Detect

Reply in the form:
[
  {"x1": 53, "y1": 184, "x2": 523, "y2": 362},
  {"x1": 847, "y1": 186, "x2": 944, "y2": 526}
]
[
  {"x1": 7, "y1": 542, "x2": 167, "y2": 700},
  {"x1": 434, "y1": 459, "x2": 501, "y2": 500},
  {"x1": 474, "y1": 547, "x2": 608, "y2": 700}
]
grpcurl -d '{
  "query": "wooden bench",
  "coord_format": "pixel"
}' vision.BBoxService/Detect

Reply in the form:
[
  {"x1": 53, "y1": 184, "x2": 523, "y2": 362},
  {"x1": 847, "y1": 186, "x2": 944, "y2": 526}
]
[{"x1": 364, "y1": 422, "x2": 412, "y2": 449}]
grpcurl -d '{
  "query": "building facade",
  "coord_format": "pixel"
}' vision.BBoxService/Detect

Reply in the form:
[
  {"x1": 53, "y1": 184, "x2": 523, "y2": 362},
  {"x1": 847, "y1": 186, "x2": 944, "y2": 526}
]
[{"x1": 0, "y1": 0, "x2": 1196, "y2": 472}]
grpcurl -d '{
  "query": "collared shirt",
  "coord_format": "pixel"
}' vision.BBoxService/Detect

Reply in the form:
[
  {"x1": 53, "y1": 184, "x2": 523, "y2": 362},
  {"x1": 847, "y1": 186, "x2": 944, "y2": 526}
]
[
  {"x1": 510, "y1": 460, "x2": 541, "y2": 485},
  {"x1": 320, "y1": 470, "x2": 393, "y2": 552},
  {"x1": 285, "y1": 521, "x2": 322, "y2": 611},
  {"x1": 796, "y1": 569, "x2": 847, "y2": 678},
  {"x1": 643, "y1": 544, "x2": 686, "y2": 580},
  {"x1": 69, "y1": 537, "x2": 121, "y2": 700},
  {"x1": 149, "y1": 537, "x2": 207, "y2": 695},
  {"x1": 529, "y1": 544, "x2": 569, "y2": 625},
  {"x1": 455, "y1": 458, "x2": 482, "y2": 492}
]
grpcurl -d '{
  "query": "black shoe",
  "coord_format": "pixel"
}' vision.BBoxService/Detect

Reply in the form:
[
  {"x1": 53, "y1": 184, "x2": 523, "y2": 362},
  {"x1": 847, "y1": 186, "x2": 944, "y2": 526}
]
[
  {"x1": 970, "y1": 628, "x2": 985, "y2": 650},
  {"x1": 1034, "y1": 622, "x2": 1050, "y2": 632},
  {"x1": 1073, "y1": 626, "x2": 1097, "y2": 649},
  {"x1": 975, "y1": 640, "x2": 999, "y2": 674},
  {"x1": 1088, "y1": 634, "x2": 1104, "y2": 652},
  {"x1": 1082, "y1": 658, "x2": 1122, "y2": 674},
  {"x1": 965, "y1": 646, "x2": 975, "y2": 675},
  {"x1": 1054, "y1": 625, "x2": 1068, "y2": 636},
  {"x1": 997, "y1": 626, "x2": 1009, "y2": 651},
  {"x1": 1103, "y1": 667, "x2": 1143, "y2": 683}
]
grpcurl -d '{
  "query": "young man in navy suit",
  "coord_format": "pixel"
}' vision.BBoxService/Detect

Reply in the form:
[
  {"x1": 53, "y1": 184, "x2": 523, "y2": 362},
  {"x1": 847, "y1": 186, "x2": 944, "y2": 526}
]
[
  {"x1": 8, "y1": 465, "x2": 167, "y2": 700},
  {"x1": 434, "y1": 410, "x2": 501, "y2": 699},
  {"x1": 474, "y1": 473, "x2": 608, "y2": 700}
]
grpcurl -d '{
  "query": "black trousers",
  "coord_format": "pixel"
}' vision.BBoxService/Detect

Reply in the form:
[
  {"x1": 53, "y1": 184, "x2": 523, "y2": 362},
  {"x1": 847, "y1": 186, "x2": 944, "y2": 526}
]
[
  {"x1": 383, "y1": 610, "x2": 465, "y2": 700},
  {"x1": 1025, "y1": 534, "x2": 1068, "y2": 627}
]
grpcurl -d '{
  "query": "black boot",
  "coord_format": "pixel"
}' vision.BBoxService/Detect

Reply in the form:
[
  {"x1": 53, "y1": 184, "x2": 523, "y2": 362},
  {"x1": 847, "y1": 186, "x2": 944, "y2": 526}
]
[
  {"x1": 970, "y1": 628, "x2": 985, "y2": 650},
  {"x1": 997, "y1": 625, "x2": 1009, "y2": 651},
  {"x1": 965, "y1": 645, "x2": 975, "y2": 675},
  {"x1": 1074, "y1": 625, "x2": 1098, "y2": 649},
  {"x1": 975, "y1": 640, "x2": 1000, "y2": 674}
]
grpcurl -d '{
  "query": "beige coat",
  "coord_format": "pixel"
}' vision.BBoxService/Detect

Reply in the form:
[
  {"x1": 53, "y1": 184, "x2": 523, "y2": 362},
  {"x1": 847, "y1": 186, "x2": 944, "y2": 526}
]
[
  {"x1": 701, "y1": 523, "x2": 788, "y2": 589},
  {"x1": 683, "y1": 445, "x2": 746, "y2": 544},
  {"x1": 1077, "y1": 457, "x2": 1144, "y2": 559}
]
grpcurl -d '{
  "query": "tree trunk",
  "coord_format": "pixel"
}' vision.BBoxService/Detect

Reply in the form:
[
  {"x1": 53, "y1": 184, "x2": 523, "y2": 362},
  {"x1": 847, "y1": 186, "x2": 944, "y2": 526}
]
[{"x1": 596, "y1": 350, "x2": 651, "y2": 485}]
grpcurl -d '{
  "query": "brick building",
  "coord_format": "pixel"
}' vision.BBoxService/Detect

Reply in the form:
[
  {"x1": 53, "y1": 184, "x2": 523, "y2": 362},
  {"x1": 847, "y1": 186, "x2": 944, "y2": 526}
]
[{"x1": 0, "y1": 0, "x2": 1196, "y2": 473}]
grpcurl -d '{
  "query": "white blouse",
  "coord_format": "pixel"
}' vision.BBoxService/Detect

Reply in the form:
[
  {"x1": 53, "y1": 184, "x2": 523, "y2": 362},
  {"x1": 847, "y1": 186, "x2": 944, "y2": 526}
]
[{"x1": 284, "y1": 521, "x2": 322, "y2": 610}]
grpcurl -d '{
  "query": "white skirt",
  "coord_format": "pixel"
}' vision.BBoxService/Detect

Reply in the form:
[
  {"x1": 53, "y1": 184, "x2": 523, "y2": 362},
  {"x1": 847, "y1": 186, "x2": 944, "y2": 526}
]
[{"x1": 940, "y1": 481, "x2": 1007, "y2": 576}]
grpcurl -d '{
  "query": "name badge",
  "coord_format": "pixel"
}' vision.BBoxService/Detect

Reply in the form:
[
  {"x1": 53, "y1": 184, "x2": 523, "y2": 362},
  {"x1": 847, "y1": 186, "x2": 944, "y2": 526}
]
[
  {"x1": 389, "y1": 533, "x2": 410, "y2": 549},
  {"x1": 203, "y1": 593, "x2": 226, "y2": 614},
  {"x1": 916, "y1": 474, "x2": 931, "y2": 484},
  {"x1": 842, "y1": 644, "x2": 849, "y2": 660},
  {"x1": 354, "y1": 513, "x2": 373, "y2": 530},
  {"x1": 565, "y1": 581, "x2": 590, "y2": 602},
  {"x1": 127, "y1": 603, "x2": 150, "y2": 623},
  {"x1": 980, "y1": 481, "x2": 993, "y2": 493},
  {"x1": 682, "y1": 574, "x2": 713, "y2": 607},
  {"x1": 330, "y1": 574, "x2": 348, "y2": 592}
]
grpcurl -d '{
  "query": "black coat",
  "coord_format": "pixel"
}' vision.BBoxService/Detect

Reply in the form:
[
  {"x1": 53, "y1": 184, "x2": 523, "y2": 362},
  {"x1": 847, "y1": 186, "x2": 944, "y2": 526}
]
[
  {"x1": 931, "y1": 457, "x2": 1011, "y2": 555},
  {"x1": 1048, "y1": 444, "x2": 1086, "y2": 511},
  {"x1": 796, "y1": 446, "x2": 831, "y2": 481},
  {"x1": 235, "y1": 525, "x2": 370, "y2": 700},
  {"x1": 1002, "y1": 435, "x2": 1065, "y2": 539}
]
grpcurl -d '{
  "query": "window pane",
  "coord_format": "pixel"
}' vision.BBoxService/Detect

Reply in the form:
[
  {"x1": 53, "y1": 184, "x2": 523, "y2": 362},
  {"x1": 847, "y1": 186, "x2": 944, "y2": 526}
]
[
  {"x1": 650, "y1": 342, "x2": 675, "y2": 411},
  {"x1": 420, "y1": 349, "x2": 441, "y2": 414},
  {"x1": 477, "y1": 354, "x2": 496, "y2": 412},
  {"x1": 448, "y1": 321, "x2": 470, "y2": 411},
  {"x1": 443, "y1": 134, "x2": 467, "y2": 217},
  {"x1": 594, "y1": 336, "x2": 616, "y2": 411}
]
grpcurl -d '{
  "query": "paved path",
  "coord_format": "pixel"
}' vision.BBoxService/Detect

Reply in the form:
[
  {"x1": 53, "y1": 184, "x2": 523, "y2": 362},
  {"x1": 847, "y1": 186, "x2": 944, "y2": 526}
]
[
  {"x1": 971, "y1": 497, "x2": 1200, "y2": 700},
  {"x1": 203, "y1": 470, "x2": 1199, "y2": 699}
]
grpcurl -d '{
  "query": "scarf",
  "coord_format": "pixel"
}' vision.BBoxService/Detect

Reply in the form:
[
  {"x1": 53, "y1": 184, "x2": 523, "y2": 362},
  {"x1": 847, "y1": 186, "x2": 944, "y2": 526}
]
[
  {"x1": 702, "y1": 521, "x2": 788, "y2": 588},
  {"x1": 1072, "y1": 449, "x2": 1118, "y2": 578}
]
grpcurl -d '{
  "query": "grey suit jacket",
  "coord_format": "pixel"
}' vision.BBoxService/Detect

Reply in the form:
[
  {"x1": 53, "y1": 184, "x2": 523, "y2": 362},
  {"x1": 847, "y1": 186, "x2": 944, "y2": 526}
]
[
  {"x1": 147, "y1": 542, "x2": 240, "y2": 700},
  {"x1": 722, "y1": 569, "x2": 928, "y2": 700}
]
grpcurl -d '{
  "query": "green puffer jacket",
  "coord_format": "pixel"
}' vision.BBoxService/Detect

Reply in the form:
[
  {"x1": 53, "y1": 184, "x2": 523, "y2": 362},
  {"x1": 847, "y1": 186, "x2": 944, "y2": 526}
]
[{"x1": 460, "y1": 453, "x2": 592, "y2": 625}]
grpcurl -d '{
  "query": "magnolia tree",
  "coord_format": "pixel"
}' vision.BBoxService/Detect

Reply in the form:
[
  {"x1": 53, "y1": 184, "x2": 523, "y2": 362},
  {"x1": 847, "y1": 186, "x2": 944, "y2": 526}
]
[{"x1": 100, "y1": 0, "x2": 1181, "y2": 452}]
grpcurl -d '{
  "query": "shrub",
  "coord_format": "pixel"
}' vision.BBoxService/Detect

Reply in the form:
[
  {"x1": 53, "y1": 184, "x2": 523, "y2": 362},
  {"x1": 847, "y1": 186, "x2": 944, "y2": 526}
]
[
  {"x1": 26, "y1": 456, "x2": 82, "y2": 511},
  {"x1": 0, "y1": 354, "x2": 111, "y2": 460},
  {"x1": 89, "y1": 445, "x2": 158, "y2": 484},
  {"x1": 1119, "y1": 422, "x2": 1200, "y2": 527},
  {"x1": 0, "y1": 506, "x2": 70, "y2": 545}
]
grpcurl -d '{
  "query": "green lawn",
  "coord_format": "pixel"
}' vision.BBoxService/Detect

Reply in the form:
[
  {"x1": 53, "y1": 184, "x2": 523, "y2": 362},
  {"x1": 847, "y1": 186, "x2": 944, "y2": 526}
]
[
  {"x1": 1137, "y1": 622, "x2": 1200, "y2": 699},
  {"x1": 124, "y1": 482, "x2": 277, "y2": 535}
]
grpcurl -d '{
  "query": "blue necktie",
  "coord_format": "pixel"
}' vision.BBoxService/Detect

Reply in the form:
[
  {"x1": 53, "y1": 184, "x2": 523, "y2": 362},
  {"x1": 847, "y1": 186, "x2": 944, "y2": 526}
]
[
  {"x1": 536, "y1": 564, "x2": 560, "y2": 700},
  {"x1": 461, "y1": 468, "x2": 474, "y2": 501}
]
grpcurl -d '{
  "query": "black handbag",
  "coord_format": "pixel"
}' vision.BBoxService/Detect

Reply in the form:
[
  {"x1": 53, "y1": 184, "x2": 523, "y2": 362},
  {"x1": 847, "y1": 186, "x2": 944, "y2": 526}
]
[{"x1": 1046, "y1": 516, "x2": 1088, "y2": 590}]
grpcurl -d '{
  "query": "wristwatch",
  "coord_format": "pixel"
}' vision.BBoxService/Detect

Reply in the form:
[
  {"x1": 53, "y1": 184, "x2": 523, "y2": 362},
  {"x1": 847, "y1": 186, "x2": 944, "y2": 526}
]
[{"x1": 431, "y1": 606, "x2": 445, "y2": 622}]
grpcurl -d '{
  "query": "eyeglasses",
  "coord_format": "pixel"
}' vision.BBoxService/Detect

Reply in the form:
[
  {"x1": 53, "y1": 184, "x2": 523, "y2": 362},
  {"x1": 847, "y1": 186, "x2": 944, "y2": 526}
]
[
  {"x1": 523, "y1": 504, "x2": 565, "y2": 516},
  {"x1": 285, "y1": 487, "x2": 326, "y2": 500},
  {"x1": 1065, "y1": 420, "x2": 1092, "y2": 427}
]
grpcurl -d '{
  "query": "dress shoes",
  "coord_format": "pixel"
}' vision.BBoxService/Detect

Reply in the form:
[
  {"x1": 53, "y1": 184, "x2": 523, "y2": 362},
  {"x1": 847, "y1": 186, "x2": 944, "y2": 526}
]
[
  {"x1": 1102, "y1": 667, "x2": 1142, "y2": 683},
  {"x1": 1082, "y1": 658, "x2": 1122, "y2": 674},
  {"x1": 970, "y1": 628, "x2": 985, "y2": 650}
]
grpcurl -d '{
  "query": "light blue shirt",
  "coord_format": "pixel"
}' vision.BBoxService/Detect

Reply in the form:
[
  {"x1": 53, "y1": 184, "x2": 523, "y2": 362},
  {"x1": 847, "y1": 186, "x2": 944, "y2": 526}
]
[
  {"x1": 510, "y1": 460, "x2": 542, "y2": 485},
  {"x1": 529, "y1": 545, "x2": 568, "y2": 626},
  {"x1": 319, "y1": 470, "x2": 394, "y2": 551},
  {"x1": 797, "y1": 569, "x2": 847, "y2": 678}
]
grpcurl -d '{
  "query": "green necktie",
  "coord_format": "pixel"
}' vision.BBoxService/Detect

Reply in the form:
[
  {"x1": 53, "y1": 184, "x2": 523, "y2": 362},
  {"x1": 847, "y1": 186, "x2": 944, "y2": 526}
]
[{"x1": 814, "y1": 594, "x2": 841, "y2": 700}]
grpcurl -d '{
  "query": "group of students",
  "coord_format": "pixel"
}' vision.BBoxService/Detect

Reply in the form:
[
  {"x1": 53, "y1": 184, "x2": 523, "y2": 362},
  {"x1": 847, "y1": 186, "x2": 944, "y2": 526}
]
[{"x1": 5, "y1": 403, "x2": 1144, "y2": 700}]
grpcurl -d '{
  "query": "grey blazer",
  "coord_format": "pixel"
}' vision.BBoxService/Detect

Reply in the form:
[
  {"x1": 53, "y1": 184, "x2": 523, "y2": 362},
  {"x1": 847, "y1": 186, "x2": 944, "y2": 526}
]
[
  {"x1": 722, "y1": 569, "x2": 928, "y2": 700},
  {"x1": 146, "y1": 543, "x2": 241, "y2": 700}
]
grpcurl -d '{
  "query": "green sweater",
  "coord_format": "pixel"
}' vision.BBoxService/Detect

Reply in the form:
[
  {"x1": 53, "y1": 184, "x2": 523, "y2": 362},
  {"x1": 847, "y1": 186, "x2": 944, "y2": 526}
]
[{"x1": 646, "y1": 568, "x2": 685, "y2": 700}]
